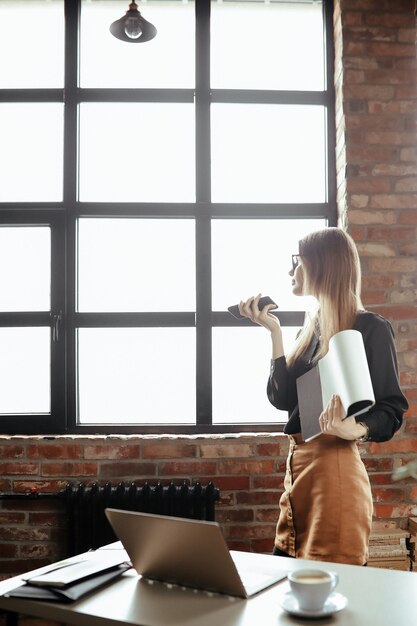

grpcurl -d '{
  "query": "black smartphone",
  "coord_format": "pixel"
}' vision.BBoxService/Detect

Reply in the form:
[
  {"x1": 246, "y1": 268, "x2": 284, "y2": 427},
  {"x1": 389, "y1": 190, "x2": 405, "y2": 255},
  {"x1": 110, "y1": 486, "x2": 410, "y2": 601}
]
[{"x1": 227, "y1": 296, "x2": 278, "y2": 320}]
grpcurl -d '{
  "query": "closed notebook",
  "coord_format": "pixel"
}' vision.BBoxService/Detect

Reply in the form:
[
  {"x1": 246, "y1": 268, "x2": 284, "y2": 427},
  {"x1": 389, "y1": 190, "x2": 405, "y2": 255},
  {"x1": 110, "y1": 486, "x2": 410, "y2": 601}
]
[
  {"x1": 4, "y1": 562, "x2": 131, "y2": 602},
  {"x1": 297, "y1": 329, "x2": 375, "y2": 442},
  {"x1": 22, "y1": 552, "x2": 126, "y2": 587}
]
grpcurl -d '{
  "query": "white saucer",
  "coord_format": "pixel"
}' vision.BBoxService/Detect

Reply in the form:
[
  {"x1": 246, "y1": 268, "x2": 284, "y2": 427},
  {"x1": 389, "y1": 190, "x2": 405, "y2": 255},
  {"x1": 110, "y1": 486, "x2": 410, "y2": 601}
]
[{"x1": 280, "y1": 591, "x2": 348, "y2": 618}]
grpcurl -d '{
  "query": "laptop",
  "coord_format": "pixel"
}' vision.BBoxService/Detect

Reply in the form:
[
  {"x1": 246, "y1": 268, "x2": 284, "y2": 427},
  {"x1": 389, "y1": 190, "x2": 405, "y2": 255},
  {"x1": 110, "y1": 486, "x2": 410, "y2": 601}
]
[
  {"x1": 105, "y1": 508, "x2": 288, "y2": 598},
  {"x1": 296, "y1": 365, "x2": 324, "y2": 441}
]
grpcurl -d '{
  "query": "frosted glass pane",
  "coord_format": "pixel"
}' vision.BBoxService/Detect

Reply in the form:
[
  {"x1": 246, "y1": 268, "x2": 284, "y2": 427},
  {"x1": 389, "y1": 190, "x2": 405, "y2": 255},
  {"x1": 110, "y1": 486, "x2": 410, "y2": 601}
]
[
  {"x1": 0, "y1": 104, "x2": 64, "y2": 202},
  {"x1": 213, "y1": 326, "x2": 299, "y2": 424},
  {"x1": 211, "y1": 104, "x2": 326, "y2": 203},
  {"x1": 0, "y1": 328, "x2": 50, "y2": 414},
  {"x1": 0, "y1": 227, "x2": 50, "y2": 312},
  {"x1": 78, "y1": 328, "x2": 196, "y2": 424},
  {"x1": 78, "y1": 218, "x2": 195, "y2": 312},
  {"x1": 80, "y1": 1, "x2": 194, "y2": 88},
  {"x1": 211, "y1": 1, "x2": 324, "y2": 90},
  {"x1": 0, "y1": 0, "x2": 64, "y2": 88},
  {"x1": 79, "y1": 103, "x2": 195, "y2": 202},
  {"x1": 212, "y1": 219, "x2": 326, "y2": 312}
]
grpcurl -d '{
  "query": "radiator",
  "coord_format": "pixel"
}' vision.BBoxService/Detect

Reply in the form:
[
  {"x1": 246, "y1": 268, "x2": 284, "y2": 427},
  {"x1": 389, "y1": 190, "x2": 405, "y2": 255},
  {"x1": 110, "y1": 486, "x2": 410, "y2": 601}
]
[{"x1": 65, "y1": 481, "x2": 220, "y2": 555}]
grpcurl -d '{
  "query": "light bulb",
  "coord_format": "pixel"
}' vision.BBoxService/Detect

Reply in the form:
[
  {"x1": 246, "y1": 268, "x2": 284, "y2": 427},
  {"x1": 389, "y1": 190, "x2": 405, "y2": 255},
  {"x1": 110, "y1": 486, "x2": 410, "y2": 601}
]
[{"x1": 124, "y1": 16, "x2": 142, "y2": 39}]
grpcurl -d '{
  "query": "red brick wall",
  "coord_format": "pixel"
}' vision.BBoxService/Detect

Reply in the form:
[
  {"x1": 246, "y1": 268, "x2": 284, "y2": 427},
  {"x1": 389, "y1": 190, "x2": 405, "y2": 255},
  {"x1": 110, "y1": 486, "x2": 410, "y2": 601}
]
[
  {"x1": 0, "y1": 435, "x2": 290, "y2": 577},
  {"x1": 0, "y1": 0, "x2": 416, "y2": 580},
  {"x1": 333, "y1": 0, "x2": 417, "y2": 522}
]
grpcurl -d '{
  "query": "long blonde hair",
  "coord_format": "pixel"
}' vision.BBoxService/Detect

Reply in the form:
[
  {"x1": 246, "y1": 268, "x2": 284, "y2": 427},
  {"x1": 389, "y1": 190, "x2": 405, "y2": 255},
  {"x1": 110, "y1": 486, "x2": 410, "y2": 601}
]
[{"x1": 287, "y1": 227, "x2": 363, "y2": 367}]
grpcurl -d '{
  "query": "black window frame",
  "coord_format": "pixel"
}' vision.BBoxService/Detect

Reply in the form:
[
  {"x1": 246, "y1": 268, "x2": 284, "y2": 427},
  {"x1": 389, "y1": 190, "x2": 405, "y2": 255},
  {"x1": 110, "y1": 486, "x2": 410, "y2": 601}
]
[{"x1": 0, "y1": 0, "x2": 336, "y2": 435}]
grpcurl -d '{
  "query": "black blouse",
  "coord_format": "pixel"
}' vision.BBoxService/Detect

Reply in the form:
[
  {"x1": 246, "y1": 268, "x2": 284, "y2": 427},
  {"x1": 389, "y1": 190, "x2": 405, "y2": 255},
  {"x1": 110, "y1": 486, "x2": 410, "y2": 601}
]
[{"x1": 267, "y1": 311, "x2": 408, "y2": 442}]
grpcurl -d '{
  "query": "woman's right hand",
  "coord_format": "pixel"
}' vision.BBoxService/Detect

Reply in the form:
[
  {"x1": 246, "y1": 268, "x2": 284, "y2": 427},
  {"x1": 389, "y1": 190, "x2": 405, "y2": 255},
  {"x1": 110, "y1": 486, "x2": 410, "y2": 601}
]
[{"x1": 239, "y1": 294, "x2": 282, "y2": 334}]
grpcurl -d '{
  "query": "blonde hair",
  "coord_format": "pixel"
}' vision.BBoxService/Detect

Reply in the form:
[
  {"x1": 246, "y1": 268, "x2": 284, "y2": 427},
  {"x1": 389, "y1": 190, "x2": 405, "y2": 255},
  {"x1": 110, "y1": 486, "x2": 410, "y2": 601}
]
[{"x1": 287, "y1": 227, "x2": 363, "y2": 367}]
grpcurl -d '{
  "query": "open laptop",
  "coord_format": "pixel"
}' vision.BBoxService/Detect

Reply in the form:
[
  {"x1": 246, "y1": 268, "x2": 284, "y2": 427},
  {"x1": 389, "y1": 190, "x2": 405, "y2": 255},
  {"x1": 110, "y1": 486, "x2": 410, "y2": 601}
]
[{"x1": 105, "y1": 508, "x2": 288, "y2": 598}]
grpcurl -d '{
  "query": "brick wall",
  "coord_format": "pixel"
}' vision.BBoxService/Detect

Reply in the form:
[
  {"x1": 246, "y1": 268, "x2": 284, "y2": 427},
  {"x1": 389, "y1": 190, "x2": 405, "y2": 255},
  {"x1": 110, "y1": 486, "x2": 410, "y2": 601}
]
[
  {"x1": 0, "y1": 434, "x2": 290, "y2": 577},
  {"x1": 333, "y1": 0, "x2": 417, "y2": 522},
  {"x1": 0, "y1": 0, "x2": 417, "y2": 580}
]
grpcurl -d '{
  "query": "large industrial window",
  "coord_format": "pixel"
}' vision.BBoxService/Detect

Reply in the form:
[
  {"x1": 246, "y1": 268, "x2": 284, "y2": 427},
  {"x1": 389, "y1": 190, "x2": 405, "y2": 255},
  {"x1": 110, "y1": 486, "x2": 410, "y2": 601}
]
[{"x1": 0, "y1": 0, "x2": 335, "y2": 434}]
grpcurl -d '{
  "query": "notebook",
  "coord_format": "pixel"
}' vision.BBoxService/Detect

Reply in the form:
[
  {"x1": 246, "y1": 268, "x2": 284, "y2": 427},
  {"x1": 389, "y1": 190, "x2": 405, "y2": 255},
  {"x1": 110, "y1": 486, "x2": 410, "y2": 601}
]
[
  {"x1": 297, "y1": 329, "x2": 374, "y2": 442},
  {"x1": 105, "y1": 508, "x2": 288, "y2": 598},
  {"x1": 5, "y1": 563, "x2": 131, "y2": 603}
]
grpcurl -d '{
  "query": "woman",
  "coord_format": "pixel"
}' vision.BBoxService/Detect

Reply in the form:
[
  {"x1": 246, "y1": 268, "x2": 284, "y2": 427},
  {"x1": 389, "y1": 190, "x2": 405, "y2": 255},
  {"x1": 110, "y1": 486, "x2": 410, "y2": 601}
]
[{"x1": 239, "y1": 227, "x2": 408, "y2": 566}]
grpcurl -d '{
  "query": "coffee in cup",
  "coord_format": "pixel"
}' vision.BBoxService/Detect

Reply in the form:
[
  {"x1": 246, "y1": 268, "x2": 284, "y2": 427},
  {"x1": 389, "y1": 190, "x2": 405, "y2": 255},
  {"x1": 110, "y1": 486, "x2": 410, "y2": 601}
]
[{"x1": 288, "y1": 569, "x2": 339, "y2": 611}]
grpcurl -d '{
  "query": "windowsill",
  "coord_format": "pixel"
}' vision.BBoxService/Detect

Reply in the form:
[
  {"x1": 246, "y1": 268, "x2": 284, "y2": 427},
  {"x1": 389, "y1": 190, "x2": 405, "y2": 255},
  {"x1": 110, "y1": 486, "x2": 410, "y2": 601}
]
[{"x1": 0, "y1": 430, "x2": 288, "y2": 442}]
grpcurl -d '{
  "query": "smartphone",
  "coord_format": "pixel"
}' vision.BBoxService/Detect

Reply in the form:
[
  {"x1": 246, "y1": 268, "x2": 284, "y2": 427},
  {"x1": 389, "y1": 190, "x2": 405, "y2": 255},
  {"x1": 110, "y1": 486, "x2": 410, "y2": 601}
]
[{"x1": 227, "y1": 296, "x2": 278, "y2": 320}]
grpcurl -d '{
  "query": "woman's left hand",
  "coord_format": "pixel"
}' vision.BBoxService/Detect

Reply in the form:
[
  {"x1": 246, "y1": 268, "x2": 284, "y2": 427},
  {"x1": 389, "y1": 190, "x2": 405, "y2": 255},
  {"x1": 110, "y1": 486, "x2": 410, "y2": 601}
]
[{"x1": 319, "y1": 395, "x2": 364, "y2": 440}]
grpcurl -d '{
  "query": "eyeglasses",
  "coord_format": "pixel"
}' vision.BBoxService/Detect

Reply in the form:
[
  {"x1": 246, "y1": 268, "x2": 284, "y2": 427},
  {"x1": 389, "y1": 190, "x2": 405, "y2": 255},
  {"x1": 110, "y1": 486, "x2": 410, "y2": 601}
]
[{"x1": 292, "y1": 254, "x2": 301, "y2": 272}]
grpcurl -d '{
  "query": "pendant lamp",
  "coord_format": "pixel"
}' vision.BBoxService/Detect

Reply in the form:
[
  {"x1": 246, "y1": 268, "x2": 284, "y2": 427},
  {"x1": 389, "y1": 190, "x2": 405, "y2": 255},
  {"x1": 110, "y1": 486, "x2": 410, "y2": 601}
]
[{"x1": 110, "y1": 1, "x2": 157, "y2": 43}]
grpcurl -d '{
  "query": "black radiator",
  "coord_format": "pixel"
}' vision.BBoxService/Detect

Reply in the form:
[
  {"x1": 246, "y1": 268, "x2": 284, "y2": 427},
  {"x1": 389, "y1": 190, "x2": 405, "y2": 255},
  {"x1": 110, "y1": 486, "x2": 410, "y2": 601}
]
[{"x1": 65, "y1": 481, "x2": 220, "y2": 555}]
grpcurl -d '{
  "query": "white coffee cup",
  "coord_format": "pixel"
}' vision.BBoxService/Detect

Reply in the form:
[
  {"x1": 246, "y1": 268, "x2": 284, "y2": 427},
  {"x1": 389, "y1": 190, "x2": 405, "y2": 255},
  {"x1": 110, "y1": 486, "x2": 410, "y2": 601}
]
[{"x1": 288, "y1": 569, "x2": 339, "y2": 611}]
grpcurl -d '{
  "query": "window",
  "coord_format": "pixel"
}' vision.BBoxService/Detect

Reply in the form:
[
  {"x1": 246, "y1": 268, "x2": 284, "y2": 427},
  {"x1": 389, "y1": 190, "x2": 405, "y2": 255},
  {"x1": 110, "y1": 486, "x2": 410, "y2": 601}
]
[{"x1": 0, "y1": 0, "x2": 335, "y2": 434}]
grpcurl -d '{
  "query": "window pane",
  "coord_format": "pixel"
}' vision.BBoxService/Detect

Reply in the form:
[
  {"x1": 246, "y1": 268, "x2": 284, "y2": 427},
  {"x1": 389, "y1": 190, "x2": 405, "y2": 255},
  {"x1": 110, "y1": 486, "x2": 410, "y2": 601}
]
[
  {"x1": 212, "y1": 219, "x2": 326, "y2": 312},
  {"x1": 0, "y1": 104, "x2": 64, "y2": 202},
  {"x1": 78, "y1": 328, "x2": 196, "y2": 424},
  {"x1": 0, "y1": 227, "x2": 51, "y2": 312},
  {"x1": 211, "y1": 104, "x2": 326, "y2": 203},
  {"x1": 213, "y1": 326, "x2": 299, "y2": 424},
  {"x1": 78, "y1": 218, "x2": 195, "y2": 312},
  {"x1": 79, "y1": 103, "x2": 195, "y2": 202},
  {"x1": 0, "y1": 328, "x2": 50, "y2": 414},
  {"x1": 0, "y1": 0, "x2": 64, "y2": 88},
  {"x1": 80, "y1": 0, "x2": 194, "y2": 88},
  {"x1": 211, "y1": 1, "x2": 324, "y2": 91}
]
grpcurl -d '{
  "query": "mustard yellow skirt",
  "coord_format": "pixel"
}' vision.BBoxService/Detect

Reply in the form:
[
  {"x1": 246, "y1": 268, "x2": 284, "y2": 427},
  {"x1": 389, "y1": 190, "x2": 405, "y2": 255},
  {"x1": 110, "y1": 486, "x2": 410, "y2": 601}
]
[{"x1": 275, "y1": 434, "x2": 373, "y2": 565}]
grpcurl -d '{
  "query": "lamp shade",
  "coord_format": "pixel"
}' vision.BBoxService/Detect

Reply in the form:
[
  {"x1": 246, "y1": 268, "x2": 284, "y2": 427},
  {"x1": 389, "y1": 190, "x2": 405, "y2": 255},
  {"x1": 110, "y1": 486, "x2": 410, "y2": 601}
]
[{"x1": 110, "y1": 2, "x2": 157, "y2": 43}]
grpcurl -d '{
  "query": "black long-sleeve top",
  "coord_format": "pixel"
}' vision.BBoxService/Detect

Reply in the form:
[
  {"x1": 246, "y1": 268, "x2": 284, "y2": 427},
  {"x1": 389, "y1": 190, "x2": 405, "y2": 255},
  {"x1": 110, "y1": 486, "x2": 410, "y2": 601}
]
[{"x1": 267, "y1": 311, "x2": 408, "y2": 442}]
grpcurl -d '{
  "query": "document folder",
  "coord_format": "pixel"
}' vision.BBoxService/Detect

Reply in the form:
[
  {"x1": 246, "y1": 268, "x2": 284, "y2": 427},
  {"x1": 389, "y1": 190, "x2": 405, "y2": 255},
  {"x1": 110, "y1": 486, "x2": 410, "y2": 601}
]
[{"x1": 4, "y1": 562, "x2": 131, "y2": 603}]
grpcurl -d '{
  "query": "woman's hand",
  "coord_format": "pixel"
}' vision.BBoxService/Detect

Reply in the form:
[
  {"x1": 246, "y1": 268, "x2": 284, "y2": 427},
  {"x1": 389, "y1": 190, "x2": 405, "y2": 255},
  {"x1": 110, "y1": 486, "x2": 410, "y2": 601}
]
[
  {"x1": 239, "y1": 293, "x2": 281, "y2": 334},
  {"x1": 319, "y1": 395, "x2": 367, "y2": 441}
]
